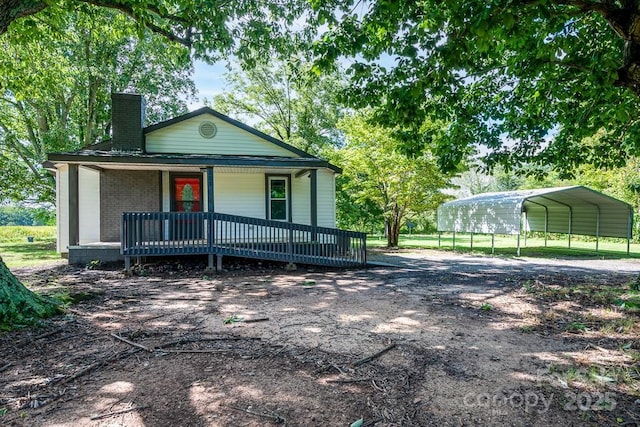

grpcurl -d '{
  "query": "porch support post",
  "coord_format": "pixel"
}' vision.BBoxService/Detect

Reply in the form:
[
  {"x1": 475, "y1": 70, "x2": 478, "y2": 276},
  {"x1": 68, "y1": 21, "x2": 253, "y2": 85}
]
[
  {"x1": 216, "y1": 255, "x2": 223, "y2": 272},
  {"x1": 68, "y1": 164, "x2": 79, "y2": 246},
  {"x1": 205, "y1": 167, "x2": 215, "y2": 261},
  {"x1": 206, "y1": 167, "x2": 215, "y2": 212},
  {"x1": 310, "y1": 169, "x2": 318, "y2": 241}
]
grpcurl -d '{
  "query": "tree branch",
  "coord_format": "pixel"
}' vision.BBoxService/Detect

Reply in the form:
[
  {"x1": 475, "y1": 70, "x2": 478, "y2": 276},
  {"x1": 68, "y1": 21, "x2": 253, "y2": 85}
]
[{"x1": 0, "y1": 0, "x2": 46, "y2": 34}]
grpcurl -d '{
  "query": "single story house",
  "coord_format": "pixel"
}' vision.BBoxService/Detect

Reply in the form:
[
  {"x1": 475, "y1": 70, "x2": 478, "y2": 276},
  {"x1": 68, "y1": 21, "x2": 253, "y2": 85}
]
[{"x1": 46, "y1": 93, "x2": 366, "y2": 270}]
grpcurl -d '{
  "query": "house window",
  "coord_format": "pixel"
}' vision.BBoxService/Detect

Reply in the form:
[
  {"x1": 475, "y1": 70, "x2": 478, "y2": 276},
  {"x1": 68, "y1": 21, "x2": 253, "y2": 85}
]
[{"x1": 268, "y1": 177, "x2": 288, "y2": 221}]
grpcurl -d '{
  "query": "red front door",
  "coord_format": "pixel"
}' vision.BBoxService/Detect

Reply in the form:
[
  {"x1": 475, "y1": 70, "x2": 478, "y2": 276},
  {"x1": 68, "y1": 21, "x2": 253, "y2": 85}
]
[{"x1": 170, "y1": 174, "x2": 203, "y2": 240}]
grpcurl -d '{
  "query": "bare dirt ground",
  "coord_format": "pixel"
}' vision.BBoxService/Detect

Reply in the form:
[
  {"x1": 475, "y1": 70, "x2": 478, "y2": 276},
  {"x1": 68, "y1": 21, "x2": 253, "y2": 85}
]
[{"x1": 1, "y1": 249, "x2": 640, "y2": 426}]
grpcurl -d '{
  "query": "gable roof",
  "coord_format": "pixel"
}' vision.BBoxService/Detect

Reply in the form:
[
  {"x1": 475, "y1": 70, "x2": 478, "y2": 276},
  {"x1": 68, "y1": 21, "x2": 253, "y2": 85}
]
[
  {"x1": 144, "y1": 107, "x2": 314, "y2": 159},
  {"x1": 47, "y1": 105, "x2": 342, "y2": 173}
]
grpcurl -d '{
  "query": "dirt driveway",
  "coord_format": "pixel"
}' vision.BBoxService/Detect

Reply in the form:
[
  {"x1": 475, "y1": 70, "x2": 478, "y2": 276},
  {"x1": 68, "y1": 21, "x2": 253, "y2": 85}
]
[{"x1": 1, "y1": 249, "x2": 639, "y2": 426}]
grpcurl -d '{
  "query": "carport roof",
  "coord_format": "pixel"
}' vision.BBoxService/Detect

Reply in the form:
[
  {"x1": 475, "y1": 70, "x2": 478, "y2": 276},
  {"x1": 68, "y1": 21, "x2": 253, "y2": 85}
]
[
  {"x1": 444, "y1": 186, "x2": 629, "y2": 208},
  {"x1": 437, "y1": 186, "x2": 633, "y2": 238}
]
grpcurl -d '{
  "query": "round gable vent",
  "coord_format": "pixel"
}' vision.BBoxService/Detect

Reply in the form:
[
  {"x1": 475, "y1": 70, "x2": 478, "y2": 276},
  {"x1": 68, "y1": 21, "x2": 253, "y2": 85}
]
[{"x1": 199, "y1": 121, "x2": 217, "y2": 138}]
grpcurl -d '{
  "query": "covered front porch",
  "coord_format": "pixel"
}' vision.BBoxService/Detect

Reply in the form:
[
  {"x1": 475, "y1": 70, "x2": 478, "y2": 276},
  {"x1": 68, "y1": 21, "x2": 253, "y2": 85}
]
[{"x1": 55, "y1": 155, "x2": 365, "y2": 269}]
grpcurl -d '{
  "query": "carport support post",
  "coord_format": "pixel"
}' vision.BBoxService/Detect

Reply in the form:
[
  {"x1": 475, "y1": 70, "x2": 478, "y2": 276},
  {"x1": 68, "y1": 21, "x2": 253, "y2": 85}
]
[
  {"x1": 595, "y1": 206, "x2": 600, "y2": 252},
  {"x1": 491, "y1": 234, "x2": 495, "y2": 254},
  {"x1": 523, "y1": 211, "x2": 527, "y2": 247},
  {"x1": 470, "y1": 233, "x2": 473, "y2": 250},
  {"x1": 627, "y1": 207, "x2": 633, "y2": 255},
  {"x1": 568, "y1": 206, "x2": 573, "y2": 249},
  {"x1": 544, "y1": 207, "x2": 548, "y2": 247}
]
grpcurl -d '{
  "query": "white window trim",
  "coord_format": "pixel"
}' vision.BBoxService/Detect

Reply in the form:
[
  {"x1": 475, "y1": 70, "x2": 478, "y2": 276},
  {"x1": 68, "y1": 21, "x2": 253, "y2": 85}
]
[{"x1": 268, "y1": 176, "x2": 289, "y2": 221}]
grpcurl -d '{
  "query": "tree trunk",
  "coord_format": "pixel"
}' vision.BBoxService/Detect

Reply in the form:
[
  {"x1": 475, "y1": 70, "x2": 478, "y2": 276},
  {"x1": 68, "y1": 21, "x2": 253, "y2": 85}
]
[
  {"x1": 0, "y1": 256, "x2": 60, "y2": 330},
  {"x1": 386, "y1": 217, "x2": 401, "y2": 247}
]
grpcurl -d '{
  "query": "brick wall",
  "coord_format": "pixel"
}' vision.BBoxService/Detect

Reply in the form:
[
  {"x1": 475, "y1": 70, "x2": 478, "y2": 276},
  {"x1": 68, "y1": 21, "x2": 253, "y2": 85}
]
[{"x1": 100, "y1": 170, "x2": 161, "y2": 242}]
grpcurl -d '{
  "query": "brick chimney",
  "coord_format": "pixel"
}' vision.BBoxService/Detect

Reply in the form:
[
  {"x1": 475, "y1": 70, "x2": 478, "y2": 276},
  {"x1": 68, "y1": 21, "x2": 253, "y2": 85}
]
[{"x1": 111, "y1": 93, "x2": 145, "y2": 151}]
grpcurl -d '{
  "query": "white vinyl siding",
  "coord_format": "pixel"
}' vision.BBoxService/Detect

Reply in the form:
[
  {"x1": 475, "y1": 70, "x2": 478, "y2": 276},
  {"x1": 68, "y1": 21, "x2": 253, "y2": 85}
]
[
  {"x1": 146, "y1": 114, "x2": 295, "y2": 157},
  {"x1": 292, "y1": 174, "x2": 311, "y2": 225},
  {"x1": 56, "y1": 165, "x2": 69, "y2": 252},
  {"x1": 159, "y1": 168, "x2": 336, "y2": 230},
  {"x1": 215, "y1": 172, "x2": 265, "y2": 218},
  {"x1": 316, "y1": 169, "x2": 336, "y2": 228},
  {"x1": 78, "y1": 167, "x2": 100, "y2": 244}
]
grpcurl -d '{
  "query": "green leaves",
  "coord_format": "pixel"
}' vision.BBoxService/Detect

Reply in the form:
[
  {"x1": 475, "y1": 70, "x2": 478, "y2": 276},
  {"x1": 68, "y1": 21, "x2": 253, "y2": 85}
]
[
  {"x1": 0, "y1": 7, "x2": 195, "y2": 203},
  {"x1": 335, "y1": 110, "x2": 451, "y2": 245},
  {"x1": 310, "y1": 0, "x2": 640, "y2": 176},
  {"x1": 213, "y1": 58, "x2": 345, "y2": 155}
]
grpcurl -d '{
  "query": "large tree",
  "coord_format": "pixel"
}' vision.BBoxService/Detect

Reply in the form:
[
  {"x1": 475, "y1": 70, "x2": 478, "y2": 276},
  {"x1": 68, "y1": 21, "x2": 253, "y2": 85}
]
[
  {"x1": 311, "y1": 1, "x2": 640, "y2": 176},
  {"x1": 0, "y1": 256, "x2": 60, "y2": 330},
  {"x1": 336, "y1": 111, "x2": 450, "y2": 247},
  {"x1": 0, "y1": 7, "x2": 198, "y2": 329},
  {"x1": 0, "y1": 8, "x2": 196, "y2": 203},
  {"x1": 213, "y1": 58, "x2": 345, "y2": 155},
  {"x1": 0, "y1": 0, "x2": 319, "y2": 330},
  {"x1": 0, "y1": 0, "x2": 309, "y2": 63}
]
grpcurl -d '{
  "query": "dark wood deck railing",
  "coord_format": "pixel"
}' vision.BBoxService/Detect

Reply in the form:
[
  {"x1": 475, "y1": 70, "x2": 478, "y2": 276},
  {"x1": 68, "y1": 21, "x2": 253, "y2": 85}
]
[{"x1": 121, "y1": 211, "x2": 366, "y2": 269}]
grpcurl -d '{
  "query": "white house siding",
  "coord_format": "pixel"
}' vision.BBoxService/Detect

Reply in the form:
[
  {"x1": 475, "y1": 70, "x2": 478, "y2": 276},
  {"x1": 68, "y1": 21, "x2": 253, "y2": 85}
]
[
  {"x1": 78, "y1": 167, "x2": 101, "y2": 244},
  {"x1": 145, "y1": 114, "x2": 295, "y2": 157},
  {"x1": 56, "y1": 164, "x2": 69, "y2": 253},
  {"x1": 316, "y1": 169, "x2": 336, "y2": 228},
  {"x1": 292, "y1": 174, "x2": 311, "y2": 225},
  {"x1": 215, "y1": 171, "x2": 265, "y2": 218}
]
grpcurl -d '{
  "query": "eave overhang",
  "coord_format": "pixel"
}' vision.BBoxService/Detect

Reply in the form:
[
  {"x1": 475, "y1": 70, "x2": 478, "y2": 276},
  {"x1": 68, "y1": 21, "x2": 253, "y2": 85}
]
[{"x1": 46, "y1": 150, "x2": 342, "y2": 174}]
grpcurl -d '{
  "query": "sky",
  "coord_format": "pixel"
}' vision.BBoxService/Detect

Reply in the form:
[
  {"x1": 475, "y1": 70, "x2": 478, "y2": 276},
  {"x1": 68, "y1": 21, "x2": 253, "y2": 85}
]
[{"x1": 190, "y1": 60, "x2": 229, "y2": 108}]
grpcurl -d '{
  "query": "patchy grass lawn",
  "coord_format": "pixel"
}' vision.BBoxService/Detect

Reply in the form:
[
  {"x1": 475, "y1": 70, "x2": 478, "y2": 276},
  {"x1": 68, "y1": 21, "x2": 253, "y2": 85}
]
[
  {"x1": 515, "y1": 277, "x2": 640, "y2": 408},
  {"x1": 0, "y1": 226, "x2": 59, "y2": 268},
  {"x1": 368, "y1": 233, "x2": 640, "y2": 258}
]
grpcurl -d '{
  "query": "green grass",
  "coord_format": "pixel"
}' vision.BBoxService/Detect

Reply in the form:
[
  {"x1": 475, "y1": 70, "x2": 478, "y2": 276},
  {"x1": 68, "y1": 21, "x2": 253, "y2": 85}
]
[
  {"x1": 367, "y1": 233, "x2": 640, "y2": 259},
  {"x1": 0, "y1": 226, "x2": 59, "y2": 268}
]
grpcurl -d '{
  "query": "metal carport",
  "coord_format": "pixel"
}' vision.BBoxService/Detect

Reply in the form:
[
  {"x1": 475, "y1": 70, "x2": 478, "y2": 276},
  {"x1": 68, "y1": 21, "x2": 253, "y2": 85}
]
[{"x1": 437, "y1": 186, "x2": 633, "y2": 255}]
